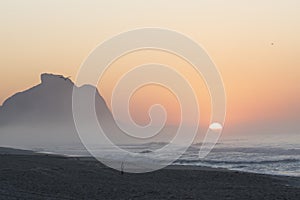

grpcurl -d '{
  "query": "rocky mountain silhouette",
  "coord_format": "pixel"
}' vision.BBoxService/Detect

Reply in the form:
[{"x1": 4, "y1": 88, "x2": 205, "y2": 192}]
[
  {"x1": 0, "y1": 73, "x2": 123, "y2": 149},
  {"x1": 0, "y1": 73, "x2": 176, "y2": 151}
]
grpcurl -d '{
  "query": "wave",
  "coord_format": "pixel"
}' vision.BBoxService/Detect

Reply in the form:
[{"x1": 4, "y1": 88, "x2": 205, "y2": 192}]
[
  {"x1": 209, "y1": 147, "x2": 300, "y2": 155},
  {"x1": 175, "y1": 158, "x2": 300, "y2": 165}
]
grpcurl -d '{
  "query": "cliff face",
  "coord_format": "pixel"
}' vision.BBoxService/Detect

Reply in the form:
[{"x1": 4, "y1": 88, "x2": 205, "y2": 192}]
[
  {"x1": 1, "y1": 74, "x2": 74, "y2": 124},
  {"x1": 0, "y1": 73, "x2": 174, "y2": 150},
  {"x1": 0, "y1": 73, "x2": 119, "y2": 148}
]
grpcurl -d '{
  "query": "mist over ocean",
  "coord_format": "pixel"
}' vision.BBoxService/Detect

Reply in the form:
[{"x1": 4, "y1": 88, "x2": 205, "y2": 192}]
[{"x1": 34, "y1": 134, "x2": 299, "y2": 177}]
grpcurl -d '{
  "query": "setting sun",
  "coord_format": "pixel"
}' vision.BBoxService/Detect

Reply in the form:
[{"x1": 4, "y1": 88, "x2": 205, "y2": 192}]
[{"x1": 209, "y1": 122, "x2": 223, "y2": 131}]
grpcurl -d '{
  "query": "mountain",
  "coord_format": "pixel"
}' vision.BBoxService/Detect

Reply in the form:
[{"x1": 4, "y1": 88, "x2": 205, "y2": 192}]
[
  {"x1": 0, "y1": 73, "x2": 123, "y2": 149},
  {"x1": 0, "y1": 73, "x2": 177, "y2": 151}
]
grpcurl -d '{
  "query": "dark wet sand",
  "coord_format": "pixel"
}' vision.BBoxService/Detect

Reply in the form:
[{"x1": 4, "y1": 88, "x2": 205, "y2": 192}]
[{"x1": 0, "y1": 153, "x2": 299, "y2": 200}]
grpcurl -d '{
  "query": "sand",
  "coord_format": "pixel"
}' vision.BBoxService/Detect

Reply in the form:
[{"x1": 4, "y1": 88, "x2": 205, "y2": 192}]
[{"x1": 0, "y1": 149, "x2": 299, "y2": 200}]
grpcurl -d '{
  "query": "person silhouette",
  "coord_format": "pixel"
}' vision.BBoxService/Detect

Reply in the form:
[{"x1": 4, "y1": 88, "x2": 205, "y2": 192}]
[{"x1": 121, "y1": 162, "x2": 124, "y2": 175}]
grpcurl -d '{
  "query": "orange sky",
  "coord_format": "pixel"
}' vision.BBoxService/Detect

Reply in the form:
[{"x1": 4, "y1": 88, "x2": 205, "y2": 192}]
[{"x1": 0, "y1": 0, "x2": 299, "y2": 135}]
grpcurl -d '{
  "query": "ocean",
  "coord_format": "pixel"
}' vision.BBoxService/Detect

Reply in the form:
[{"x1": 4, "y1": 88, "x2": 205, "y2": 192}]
[
  {"x1": 38, "y1": 135, "x2": 300, "y2": 177},
  {"x1": 175, "y1": 141, "x2": 300, "y2": 177}
]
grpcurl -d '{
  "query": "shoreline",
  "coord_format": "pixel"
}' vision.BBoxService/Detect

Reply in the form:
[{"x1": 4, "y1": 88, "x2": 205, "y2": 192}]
[
  {"x1": 74, "y1": 156, "x2": 300, "y2": 188},
  {"x1": 1, "y1": 146, "x2": 300, "y2": 178},
  {"x1": 73, "y1": 155, "x2": 300, "y2": 179},
  {"x1": 2, "y1": 146, "x2": 299, "y2": 178}
]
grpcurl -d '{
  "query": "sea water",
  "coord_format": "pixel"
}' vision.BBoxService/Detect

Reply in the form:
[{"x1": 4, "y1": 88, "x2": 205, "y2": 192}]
[{"x1": 39, "y1": 134, "x2": 300, "y2": 177}]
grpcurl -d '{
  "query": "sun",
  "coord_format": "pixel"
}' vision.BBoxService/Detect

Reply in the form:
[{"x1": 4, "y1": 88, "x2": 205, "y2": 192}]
[{"x1": 209, "y1": 122, "x2": 223, "y2": 131}]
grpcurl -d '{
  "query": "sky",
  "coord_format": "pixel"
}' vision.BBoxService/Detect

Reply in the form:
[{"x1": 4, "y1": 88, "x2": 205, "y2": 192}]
[{"x1": 0, "y1": 0, "x2": 299, "y2": 137}]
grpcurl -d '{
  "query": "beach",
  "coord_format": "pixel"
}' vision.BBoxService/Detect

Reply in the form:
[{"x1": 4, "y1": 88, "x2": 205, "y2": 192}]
[{"x1": 0, "y1": 150, "x2": 299, "y2": 200}]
